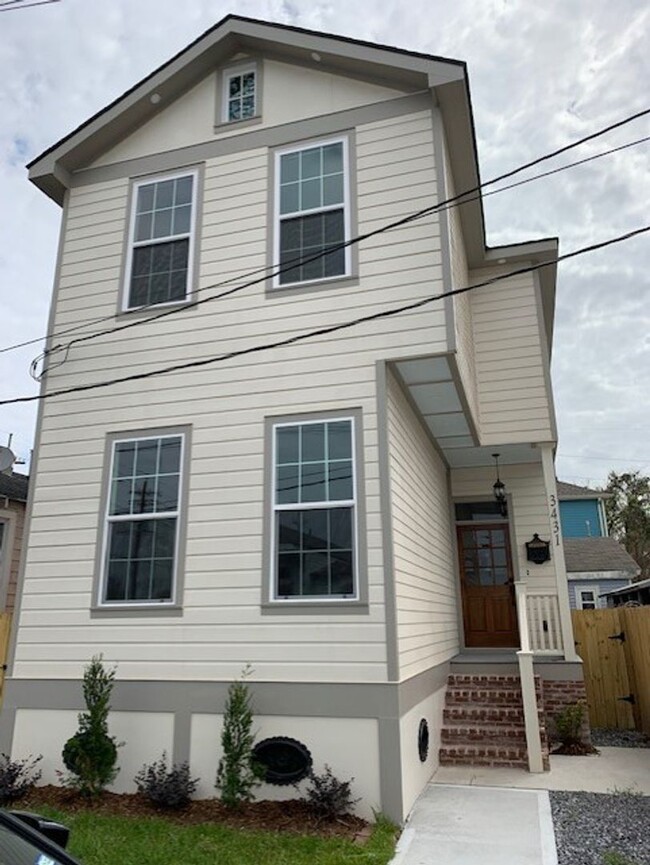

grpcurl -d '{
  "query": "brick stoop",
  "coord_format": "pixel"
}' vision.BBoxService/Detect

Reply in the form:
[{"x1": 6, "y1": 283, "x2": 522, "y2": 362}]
[{"x1": 439, "y1": 674, "x2": 550, "y2": 770}]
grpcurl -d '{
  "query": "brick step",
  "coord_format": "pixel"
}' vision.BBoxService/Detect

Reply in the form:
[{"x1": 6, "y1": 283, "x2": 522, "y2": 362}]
[
  {"x1": 445, "y1": 687, "x2": 524, "y2": 706},
  {"x1": 443, "y1": 705, "x2": 526, "y2": 725},
  {"x1": 448, "y1": 674, "x2": 523, "y2": 689},
  {"x1": 439, "y1": 744, "x2": 528, "y2": 767},
  {"x1": 441, "y1": 725, "x2": 527, "y2": 745}
]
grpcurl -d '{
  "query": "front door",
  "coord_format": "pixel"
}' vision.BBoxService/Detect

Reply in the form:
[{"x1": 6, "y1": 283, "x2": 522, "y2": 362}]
[{"x1": 457, "y1": 523, "x2": 519, "y2": 648}]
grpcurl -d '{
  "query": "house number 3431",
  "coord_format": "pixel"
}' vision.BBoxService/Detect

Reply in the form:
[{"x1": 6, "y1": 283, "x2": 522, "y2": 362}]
[{"x1": 549, "y1": 494, "x2": 561, "y2": 546}]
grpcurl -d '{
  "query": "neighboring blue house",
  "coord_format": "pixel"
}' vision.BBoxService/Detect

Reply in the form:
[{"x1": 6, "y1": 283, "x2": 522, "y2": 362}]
[{"x1": 557, "y1": 481, "x2": 640, "y2": 609}]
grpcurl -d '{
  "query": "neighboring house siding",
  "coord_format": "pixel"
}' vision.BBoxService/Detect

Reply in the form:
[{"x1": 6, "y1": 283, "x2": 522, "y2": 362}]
[
  {"x1": 559, "y1": 499, "x2": 603, "y2": 538},
  {"x1": 470, "y1": 268, "x2": 553, "y2": 444},
  {"x1": 386, "y1": 368, "x2": 458, "y2": 680},
  {"x1": 451, "y1": 462, "x2": 557, "y2": 592},
  {"x1": 14, "y1": 100, "x2": 449, "y2": 683},
  {"x1": 568, "y1": 579, "x2": 629, "y2": 610},
  {"x1": 1, "y1": 501, "x2": 25, "y2": 614}
]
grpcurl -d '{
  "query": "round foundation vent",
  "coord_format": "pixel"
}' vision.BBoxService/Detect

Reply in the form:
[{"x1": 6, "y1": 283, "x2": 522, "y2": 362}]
[{"x1": 418, "y1": 718, "x2": 429, "y2": 763}]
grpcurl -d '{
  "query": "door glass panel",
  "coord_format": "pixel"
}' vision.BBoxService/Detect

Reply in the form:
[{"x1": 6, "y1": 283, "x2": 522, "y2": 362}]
[
  {"x1": 476, "y1": 529, "x2": 491, "y2": 547},
  {"x1": 491, "y1": 529, "x2": 505, "y2": 546},
  {"x1": 493, "y1": 548, "x2": 507, "y2": 567},
  {"x1": 479, "y1": 567, "x2": 494, "y2": 586},
  {"x1": 493, "y1": 567, "x2": 508, "y2": 585}
]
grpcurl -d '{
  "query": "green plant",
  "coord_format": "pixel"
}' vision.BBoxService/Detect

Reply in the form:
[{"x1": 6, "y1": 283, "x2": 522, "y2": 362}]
[
  {"x1": 134, "y1": 752, "x2": 198, "y2": 809},
  {"x1": 0, "y1": 753, "x2": 42, "y2": 803},
  {"x1": 602, "y1": 851, "x2": 638, "y2": 865},
  {"x1": 61, "y1": 655, "x2": 120, "y2": 796},
  {"x1": 215, "y1": 666, "x2": 264, "y2": 808},
  {"x1": 554, "y1": 702, "x2": 585, "y2": 746},
  {"x1": 303, "y1": 765, "x2": 360, "y2": 820}
]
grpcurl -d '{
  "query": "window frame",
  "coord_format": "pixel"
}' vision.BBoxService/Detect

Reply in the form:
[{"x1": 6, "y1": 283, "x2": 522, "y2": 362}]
[
  {"x1": 95, "y1": 427, "x2": 190, "y2": 611},
  {"x1": 272, "y1": 135, "x2": 352, "y2": 290},
  {"x1": 577, "y1": 586, "x2": 599, "y2": 610},
  {"x1": 121, "y1": 168, "x2": 200, "y2": 313},
  {"x1": 222, "y1": 65, "x2": 258, "y2": 124},
  {"x1": 264, "y1": 411, "x2": 367, "y2": 608}
]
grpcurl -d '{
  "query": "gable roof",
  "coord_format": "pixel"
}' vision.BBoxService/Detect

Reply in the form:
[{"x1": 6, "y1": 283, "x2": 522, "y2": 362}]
[
  {"x1": 26, "y1": 15, "x2": 558, "y2": 343},
  {"x1": 564, "y1": 537, "x2": 640, "y2": 575},
  {"x1": 557, "y1": 480, "x2": 610, "y2": 500},
  {"x1": 0, "y1": 472, "x2": 29, "y2": 503}
]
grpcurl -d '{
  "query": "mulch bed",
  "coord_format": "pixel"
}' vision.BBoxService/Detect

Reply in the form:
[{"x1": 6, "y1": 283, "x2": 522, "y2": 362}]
[
  {"x1": 17, "y1": 786, "x2": 369, "y2": 840},
  {"x1": 551, "y1": 742, "x2": 600, "y2": 756}
]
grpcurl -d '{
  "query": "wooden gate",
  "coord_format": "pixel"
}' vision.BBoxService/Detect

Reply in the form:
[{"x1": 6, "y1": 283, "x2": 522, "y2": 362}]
[
  {"x1": 572, "y1": 607, "x2": 650, "y2": 733},
  {"x1": 0, "y1": 613, "x2": 12, "y2": 701}
]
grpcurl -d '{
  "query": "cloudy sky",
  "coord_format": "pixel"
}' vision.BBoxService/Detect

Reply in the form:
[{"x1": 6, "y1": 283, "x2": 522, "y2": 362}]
[{"x1": 0, "y1": 0, "x2": 648, "y2": 486}]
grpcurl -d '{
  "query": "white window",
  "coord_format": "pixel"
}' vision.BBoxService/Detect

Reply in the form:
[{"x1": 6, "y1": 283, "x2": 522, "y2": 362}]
[
  {"x1": 124, "y1": 170, "x2": 197, "y2": 310},
  {"x1": 272, "y1": 418, "x2": 357, "y2": 600},
  {"x1": 274, "y1": 137, "x2": 350, "y2": 286},
  {"x1": 101, "y1": 434, "x2": 184, "y2": 604},
  {"x1": 578, "y1": 588, "x2": 598, "y2": 610},
  {"x1": 223, "y1": 67, "x2": 257, "y2": 122}
]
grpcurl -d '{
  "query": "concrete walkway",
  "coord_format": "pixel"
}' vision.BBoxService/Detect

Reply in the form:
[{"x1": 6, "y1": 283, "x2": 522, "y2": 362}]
[
  {"x1": 392, "y1": 784, "x2": 557, "y2": 865},
  {"x1": 391, "y1": 747, "x2": 650, "y2": 864}
]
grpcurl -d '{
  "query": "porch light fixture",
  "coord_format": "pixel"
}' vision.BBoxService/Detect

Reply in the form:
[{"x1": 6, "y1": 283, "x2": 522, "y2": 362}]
[{"x1": 492, "y1": 453, "x2": 507, "y2": 516}]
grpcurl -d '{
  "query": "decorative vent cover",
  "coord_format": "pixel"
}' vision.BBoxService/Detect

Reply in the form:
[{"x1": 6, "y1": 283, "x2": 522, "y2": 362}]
[
  {"x1": 418, "y1": 718, "x2": 429, "y2": 763},
  {"x1": 252, "y1": 736, "x2": 313, "y2": 785}
]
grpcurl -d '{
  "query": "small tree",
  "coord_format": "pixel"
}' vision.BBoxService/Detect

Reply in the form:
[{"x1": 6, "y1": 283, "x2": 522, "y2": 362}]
[
  {"x1": 215, "y1": 666, "x2": 264, "y2": 808},
  {"x1": 61, "y1": 655, "x2": 120, "y2": 796}
]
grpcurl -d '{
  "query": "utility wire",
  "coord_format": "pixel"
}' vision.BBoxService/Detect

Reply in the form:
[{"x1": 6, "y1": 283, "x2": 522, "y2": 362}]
[
  {"x1": 1, "y1": 224, "x2": 647, "y2": 407},
  {"x1": 0, "y1": 0, "x2": 61, "y2": 10},
  {"x1": 3, "y1": 107, "x2": 649, "y2": 359}
]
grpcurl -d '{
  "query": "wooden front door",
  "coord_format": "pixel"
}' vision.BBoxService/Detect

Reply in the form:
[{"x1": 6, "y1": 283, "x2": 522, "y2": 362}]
[{"x1": 457, "y1": 523, "x2": 519, "y2": 648}]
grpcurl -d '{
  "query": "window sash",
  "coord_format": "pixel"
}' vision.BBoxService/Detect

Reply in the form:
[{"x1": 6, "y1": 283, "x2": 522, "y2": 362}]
[
  {"x1": 225, "y1": 69, "x2": 257, "y2": 122},
  {"x1": 271, "y1": 417, "x2": 358, "y2": 601},
  {"x1": 123, "y1": 170, "x2": 197, "y2": 311},
  {"x1": 100, "y1": 433, "x2": 184, "y2": 605},
  {"x1": 274, "y1": 137, "x2": 350, "y2": 287}
]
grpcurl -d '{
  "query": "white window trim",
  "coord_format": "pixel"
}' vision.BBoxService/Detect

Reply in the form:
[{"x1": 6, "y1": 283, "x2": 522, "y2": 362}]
[
  {"x1": 221, "y1": 65, "x2": 257, "y2": 124},
  {"x1": 270, "y1": 416, "x2": 359, "y2": 603},
  {"x1": 98, "y1": 432, "x2": 186, "y2": 607},
  {"x1": 576, "y1": 585, "x2": 599, "y2": 610},
  {"x1": 273, "y1": 135, "x2": 351, "y2": 289},
  {"x1": 122, "y1": 168, "x2": 199, "y2": 312}
]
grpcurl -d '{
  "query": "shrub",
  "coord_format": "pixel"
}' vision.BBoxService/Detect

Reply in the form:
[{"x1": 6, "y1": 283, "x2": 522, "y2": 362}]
[
  {"x1": 303, "y1": 765, "x2": 360, "y2": 820},
  {"x1": 61, "y1": 655, "x2": 120, "y2": 796},
  {"x1": 555, "y1": 702, "x2": 585, "y2": 746},
  {"x1": 0, "y1": 753, "x2": 42, "y2": 803},
  {"x1": 215, "y1": 666, "x2": 264, "y2": 808},
  {"x1": 134, "y1": 752, "x2": 198, "y2": 809}
]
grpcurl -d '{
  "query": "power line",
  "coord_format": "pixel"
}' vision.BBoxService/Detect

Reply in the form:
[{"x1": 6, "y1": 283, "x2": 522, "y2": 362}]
[
  {"x1": 3, "y1": 106, "x2": 649, "y2": 359},
  {"x1": 558, "y1": 454, "x2": 649, "y2": 464},
  {"x1": 1, "y1": 223, "x2": 647, "y2": 407},
  {"x1": 0, "y1": 0, "x2": 61, "y2": 10}
]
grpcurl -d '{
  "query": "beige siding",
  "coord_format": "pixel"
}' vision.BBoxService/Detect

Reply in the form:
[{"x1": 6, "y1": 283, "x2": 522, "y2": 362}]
[
  {"x1": 470, "y1": 267, "x2": 553, "y2": 444},
  {"x1": 451, "y1": 462, "x2": 557, "y2": 592},
  {"x1": 387, "y1": 369, "x2": 459, "y2": 680},
  {"x1": 442, "y1": 135, "x2": 478, "y2": 431},
  {"x1": 91, "y1": 59, "x2": 407, "y2": 168},
  {"x1": 14, "y1": 108, "x2": 451, "y2": 683}
]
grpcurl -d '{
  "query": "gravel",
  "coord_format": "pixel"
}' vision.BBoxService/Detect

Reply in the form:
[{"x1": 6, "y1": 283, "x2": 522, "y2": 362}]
[
  {"x1": 590, "y1": 728, "x2": 650, "y2": 749},
  {"x1": 550, "y1": 790, "x2": 650, "y2": 865}
]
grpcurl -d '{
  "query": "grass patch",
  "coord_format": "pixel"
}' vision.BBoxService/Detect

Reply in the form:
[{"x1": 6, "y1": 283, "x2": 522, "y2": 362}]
[{"x1": 35, "y1": 806, "x2": 397, "y2": 865}]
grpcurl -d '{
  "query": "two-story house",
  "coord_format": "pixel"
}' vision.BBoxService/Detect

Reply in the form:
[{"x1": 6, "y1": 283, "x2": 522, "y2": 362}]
[
  {"x1": 557, "y1": 481, "x2": 640, "y2": 610},
  {"x1": 1, "y1": 16, "x2": 586, "y2": 823}
]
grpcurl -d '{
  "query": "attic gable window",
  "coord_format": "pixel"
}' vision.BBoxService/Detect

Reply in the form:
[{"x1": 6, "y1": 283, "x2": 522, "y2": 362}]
[
  {"x1": 225, "y1": 68, "x2": 256, "y2": 122},
  {"x1": 124, "y1": 170, "x2": 197, "y2": 310},
  {"x1": 274, "y1": 137, "x2": 350, "y2": 286}
]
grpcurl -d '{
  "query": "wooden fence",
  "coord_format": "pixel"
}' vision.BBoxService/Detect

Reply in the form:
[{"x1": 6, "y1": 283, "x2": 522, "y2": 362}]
[{"x1": 572, "y1": 607, "x2": 650, "y2": 733}]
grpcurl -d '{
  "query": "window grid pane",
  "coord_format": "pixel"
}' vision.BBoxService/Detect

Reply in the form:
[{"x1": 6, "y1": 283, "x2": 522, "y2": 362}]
[
  {"x1": 104, "y1": 436, "x2": 182, "y2": 604},
  {"x1": 274, "y1": 420, "x2": 355, "y2": 599},
  {"x1": 129, "y1": 174, "x2": 194, "y2": 309},
  {"x1": 278, "y1": 141, "x2": 346, "y2": 286},
  {"x1": 227, "y1": 72, "x2": 256, "y2": 121}
]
